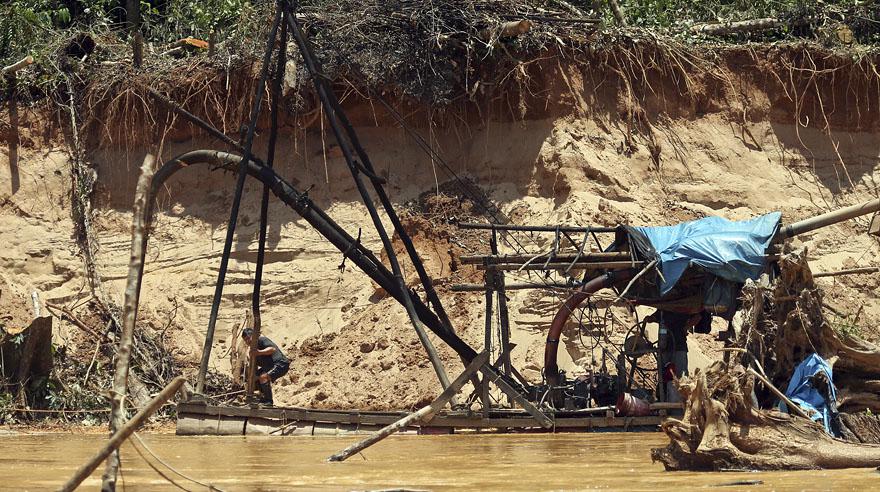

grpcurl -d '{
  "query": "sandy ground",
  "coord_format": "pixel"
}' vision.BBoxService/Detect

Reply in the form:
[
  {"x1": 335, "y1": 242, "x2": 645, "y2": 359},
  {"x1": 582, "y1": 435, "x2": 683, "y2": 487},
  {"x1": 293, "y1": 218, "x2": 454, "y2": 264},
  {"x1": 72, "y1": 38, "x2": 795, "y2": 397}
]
[{"x1": 3, "y1": 57, "x2": 880, "y2": 411}]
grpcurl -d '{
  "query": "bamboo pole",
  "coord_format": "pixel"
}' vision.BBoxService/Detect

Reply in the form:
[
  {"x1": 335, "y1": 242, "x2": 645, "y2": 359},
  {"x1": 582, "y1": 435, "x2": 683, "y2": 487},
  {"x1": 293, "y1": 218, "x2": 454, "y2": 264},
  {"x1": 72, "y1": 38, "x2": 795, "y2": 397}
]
[
  {"x1": 328, "y1": 352, "x2": 489, "y2": 462},
  {"x1": 100, "y1": 154, "x2": 155, "y2": 491},
  {"x1": 247, "y1": 9, "x2": 288, "y2": 404},
  {"x1": 59, "y1": 377, "x2": 185, "y2": 492}
]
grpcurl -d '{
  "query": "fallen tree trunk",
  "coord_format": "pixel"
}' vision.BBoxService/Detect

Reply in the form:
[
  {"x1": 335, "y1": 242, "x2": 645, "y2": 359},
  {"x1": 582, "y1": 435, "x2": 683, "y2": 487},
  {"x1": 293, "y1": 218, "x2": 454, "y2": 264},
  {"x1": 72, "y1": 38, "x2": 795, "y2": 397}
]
[
  {"x1": 652, "y1": 362, "x2": 880, "y2": 470},
  {"x1": 691, "y1": 18, "x2": 780, "y2": 36}
]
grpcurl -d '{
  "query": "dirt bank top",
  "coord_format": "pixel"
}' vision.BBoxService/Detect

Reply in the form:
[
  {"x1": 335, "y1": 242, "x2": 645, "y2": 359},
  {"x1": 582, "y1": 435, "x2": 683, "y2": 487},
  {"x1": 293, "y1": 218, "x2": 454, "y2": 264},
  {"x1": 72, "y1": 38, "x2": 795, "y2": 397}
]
[{"x1": 5, "y1": 1, "x2": 880, "y2": 151}]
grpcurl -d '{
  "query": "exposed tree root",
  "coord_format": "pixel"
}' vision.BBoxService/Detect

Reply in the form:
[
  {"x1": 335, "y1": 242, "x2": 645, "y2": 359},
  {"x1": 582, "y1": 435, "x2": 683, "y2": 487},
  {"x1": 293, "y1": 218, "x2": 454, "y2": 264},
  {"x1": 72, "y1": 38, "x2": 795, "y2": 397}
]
[
  {"x1": 653, "y1": 253, "x2": 880, "y2": 471},
  {"x1": 652, "y1": 362, "x2": 880, "y2": 471},
  {"x1": 740, "y1": 254, "x2": 880, "y2": 413}
]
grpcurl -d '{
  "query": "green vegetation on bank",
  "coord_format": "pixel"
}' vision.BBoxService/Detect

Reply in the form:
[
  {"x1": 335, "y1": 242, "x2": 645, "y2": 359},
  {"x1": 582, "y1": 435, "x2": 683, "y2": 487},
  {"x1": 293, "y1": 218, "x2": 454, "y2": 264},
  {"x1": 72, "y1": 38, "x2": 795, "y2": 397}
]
[
  {"x1": 4, "y1": 0, "x2": 880, "y2": 59},
  {"x1": 2, "y1": 1, "x2": 880, "y2": 108}
]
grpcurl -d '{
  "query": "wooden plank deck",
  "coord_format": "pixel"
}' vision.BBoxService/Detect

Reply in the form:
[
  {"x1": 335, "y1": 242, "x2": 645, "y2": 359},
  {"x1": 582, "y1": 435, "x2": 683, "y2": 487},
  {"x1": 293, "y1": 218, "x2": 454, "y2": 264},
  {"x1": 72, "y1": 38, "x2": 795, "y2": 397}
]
[{"x1": 176, "y1": 401, "x2": 666, "y2": 436}]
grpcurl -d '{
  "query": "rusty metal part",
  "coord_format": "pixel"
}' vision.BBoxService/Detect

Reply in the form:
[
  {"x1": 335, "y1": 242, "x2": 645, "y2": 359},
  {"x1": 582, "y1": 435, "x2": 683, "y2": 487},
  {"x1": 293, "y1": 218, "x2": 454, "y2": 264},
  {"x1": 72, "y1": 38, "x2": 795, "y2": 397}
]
[
  {"x1": 452, "y1": 281, "x2": 575, "y2": 292},
  {"x1": 477, "y1": 261, "x2": 644, "y2": 271},
  {"x1": 544, "y1": 272, "x2": 627, "y2": 386},
  {"x1": 460, "y1": 252, "x2": 631, "y2": 264},
  {"x1": 457, "y1": 222, "x2": 617, "y2": 233}
]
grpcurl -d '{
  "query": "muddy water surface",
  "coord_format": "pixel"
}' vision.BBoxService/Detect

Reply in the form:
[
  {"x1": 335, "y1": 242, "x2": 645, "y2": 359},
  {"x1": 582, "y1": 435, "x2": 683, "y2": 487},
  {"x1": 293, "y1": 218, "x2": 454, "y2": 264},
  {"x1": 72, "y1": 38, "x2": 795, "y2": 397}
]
[{"x1": 2, "y1": 432, "x2": 877, "y2": 490}]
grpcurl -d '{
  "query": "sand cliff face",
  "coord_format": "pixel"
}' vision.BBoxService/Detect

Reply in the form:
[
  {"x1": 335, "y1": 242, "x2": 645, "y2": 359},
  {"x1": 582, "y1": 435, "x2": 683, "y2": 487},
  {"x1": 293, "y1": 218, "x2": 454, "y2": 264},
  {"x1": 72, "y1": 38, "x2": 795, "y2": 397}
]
[{"x1": 3, "y1": 51, "x2": 880, "y2": 410}]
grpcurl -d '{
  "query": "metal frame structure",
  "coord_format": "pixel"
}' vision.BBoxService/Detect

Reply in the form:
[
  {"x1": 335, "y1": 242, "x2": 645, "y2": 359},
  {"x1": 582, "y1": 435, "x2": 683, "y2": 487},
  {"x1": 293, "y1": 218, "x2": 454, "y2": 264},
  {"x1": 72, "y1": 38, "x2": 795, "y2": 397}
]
[
  {"x1": 142, "y1": 0, "x2": 551, "y2": 426},
  {"x1": 140, "y1": 0, "x2": 880, "y2": 422}
]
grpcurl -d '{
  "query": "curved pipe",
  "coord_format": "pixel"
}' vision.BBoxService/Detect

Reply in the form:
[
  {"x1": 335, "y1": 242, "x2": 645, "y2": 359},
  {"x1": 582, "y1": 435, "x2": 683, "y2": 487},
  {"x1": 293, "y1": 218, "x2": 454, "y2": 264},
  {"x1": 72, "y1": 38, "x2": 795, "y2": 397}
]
[
  {"x1": 146, "y1": 150, "x2": 480, "y2": 361},
  {"x1": 544, "y1": 271, "x2": 629, "y2": 385},
  {"x1": 150, "y1": 150, "x2": 392, "y2": 284}
]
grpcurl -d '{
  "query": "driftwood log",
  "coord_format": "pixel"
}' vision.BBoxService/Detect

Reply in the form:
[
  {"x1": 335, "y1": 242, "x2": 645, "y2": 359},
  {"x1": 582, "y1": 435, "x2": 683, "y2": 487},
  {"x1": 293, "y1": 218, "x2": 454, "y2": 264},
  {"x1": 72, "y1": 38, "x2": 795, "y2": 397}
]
[
  {"x1": 653, "y1": 253, "x2": 880, "y2": 470},
  {"x1": 652, "y1": 362, "x2": 880, "y2": 470}
]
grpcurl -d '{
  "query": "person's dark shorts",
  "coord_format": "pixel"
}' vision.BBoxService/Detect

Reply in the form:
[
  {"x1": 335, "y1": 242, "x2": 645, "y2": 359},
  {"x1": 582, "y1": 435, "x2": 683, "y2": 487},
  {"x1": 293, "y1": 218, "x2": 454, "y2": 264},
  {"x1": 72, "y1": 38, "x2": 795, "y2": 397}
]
[{"x1": 260, "y1": 361, "x2": 290, "y2": 381}]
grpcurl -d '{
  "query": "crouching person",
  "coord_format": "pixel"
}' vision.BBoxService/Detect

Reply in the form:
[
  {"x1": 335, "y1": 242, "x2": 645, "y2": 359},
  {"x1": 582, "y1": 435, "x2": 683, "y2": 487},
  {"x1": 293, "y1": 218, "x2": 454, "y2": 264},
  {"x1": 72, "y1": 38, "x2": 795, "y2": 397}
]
[{"x1": 241, "y1": 328, "x2": 290, "y2": 406}]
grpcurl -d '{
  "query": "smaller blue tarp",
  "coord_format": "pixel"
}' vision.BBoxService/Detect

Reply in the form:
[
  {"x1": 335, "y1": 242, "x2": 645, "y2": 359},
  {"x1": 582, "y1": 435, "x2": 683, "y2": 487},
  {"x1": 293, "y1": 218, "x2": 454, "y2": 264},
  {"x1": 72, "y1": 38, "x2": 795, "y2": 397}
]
[
  {"x1": 635, "y1": 212, "x2": 781, "y2": 295},
  {"x1": 779, "y1": 353, "x2": 838, "y2": 435}
]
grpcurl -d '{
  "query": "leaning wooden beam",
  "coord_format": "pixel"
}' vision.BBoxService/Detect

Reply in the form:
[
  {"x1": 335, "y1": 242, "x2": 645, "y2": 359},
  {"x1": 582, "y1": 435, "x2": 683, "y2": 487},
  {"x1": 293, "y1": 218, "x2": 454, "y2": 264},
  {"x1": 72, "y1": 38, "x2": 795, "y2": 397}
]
[
  {"x1": 284, "y1": 5, "x2": 453, "y2": 394},
  {"x1": 101, "y1": 154, "x2": 155, "y2": 491},
  {"x1": 460, "y1": 252, "x2": 630, "y2": 264},
  {"x1": 746, "y1": 367, "x2": 812, "y2": 420},
  {"x1": 691, "y1": 18, "x2": 779, "y2": 36},
  {"x1": 481, "y1": 364, "x2": 553, "y2": 428},
  {"x1": 477, "y1": 261, "x2": 644, "y2": 271},
  {"x1": 60, "y1": 376, "x2": 185, "y2": 492},
  {"x1": 327, "y1": 352, "x2": 489, "y2": 462},
  {"x1": 1, "y1": 55, "x2": 33, "y2": 75},
  {"x1": 813, "y1": 266, "x2": 880, "y2": 278}
]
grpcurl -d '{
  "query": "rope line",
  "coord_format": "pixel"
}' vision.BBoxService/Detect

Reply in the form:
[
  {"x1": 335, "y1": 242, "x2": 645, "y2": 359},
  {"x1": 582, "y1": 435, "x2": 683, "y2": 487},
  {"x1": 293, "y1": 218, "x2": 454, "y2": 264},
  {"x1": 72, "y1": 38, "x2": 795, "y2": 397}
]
[{"x1": 131, "y1": 432, "x2": 224, "y2": 491}]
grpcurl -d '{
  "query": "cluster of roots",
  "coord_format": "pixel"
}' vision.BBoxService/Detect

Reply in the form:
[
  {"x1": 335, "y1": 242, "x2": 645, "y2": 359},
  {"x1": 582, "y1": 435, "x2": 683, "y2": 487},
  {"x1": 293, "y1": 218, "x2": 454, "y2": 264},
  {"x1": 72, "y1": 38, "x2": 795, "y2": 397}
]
[{"x1": 652, "y1": 253, "x2": 880, "y2": 471}]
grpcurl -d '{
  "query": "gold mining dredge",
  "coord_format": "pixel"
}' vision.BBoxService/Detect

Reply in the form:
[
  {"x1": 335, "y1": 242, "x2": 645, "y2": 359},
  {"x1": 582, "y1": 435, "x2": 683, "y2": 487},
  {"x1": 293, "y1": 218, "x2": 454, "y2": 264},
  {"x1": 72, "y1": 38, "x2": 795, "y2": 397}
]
[{"x1": 139, "y1": 1, "x2": 880, "y2": 436}]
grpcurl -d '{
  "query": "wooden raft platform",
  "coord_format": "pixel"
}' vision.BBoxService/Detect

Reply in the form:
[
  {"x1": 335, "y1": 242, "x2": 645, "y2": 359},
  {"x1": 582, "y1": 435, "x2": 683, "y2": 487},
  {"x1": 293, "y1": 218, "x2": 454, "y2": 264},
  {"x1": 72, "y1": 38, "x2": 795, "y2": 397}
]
[{"x1": 176, "y1": 401, "x2": 666, "y2": 436}]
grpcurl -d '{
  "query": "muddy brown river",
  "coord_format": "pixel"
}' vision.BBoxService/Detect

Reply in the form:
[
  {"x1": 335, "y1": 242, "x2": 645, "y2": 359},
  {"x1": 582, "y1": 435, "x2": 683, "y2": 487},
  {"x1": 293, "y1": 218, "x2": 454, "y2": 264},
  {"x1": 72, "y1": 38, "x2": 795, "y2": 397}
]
[{"x1": 2, "y1": 432, "x2": 877, "y2": 490}]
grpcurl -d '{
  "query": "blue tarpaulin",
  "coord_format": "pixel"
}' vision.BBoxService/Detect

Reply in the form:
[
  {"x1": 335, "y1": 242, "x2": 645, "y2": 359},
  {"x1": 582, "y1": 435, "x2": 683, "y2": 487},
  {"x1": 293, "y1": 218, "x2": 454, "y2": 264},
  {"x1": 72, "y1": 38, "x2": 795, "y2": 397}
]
[
  {"x1": 634, "y1": 212, "x2": 781, "y2": 295},
  {"x1": 779, "y1": 353, "x2": 838, "y2": 435}
]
